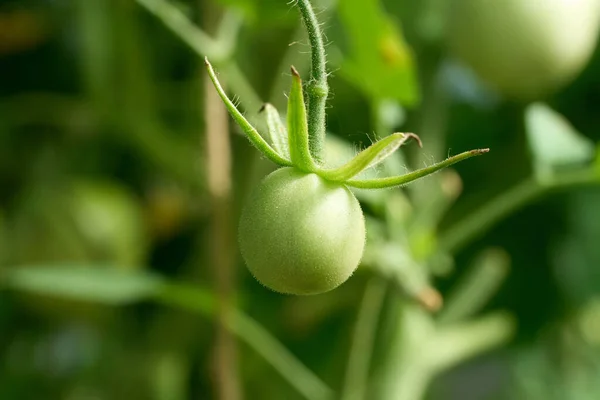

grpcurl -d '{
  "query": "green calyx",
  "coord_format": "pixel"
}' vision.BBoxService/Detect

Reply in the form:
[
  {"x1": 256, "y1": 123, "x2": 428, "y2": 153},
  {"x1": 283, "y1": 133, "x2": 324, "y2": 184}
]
[{"x1": 204, "y1": 0, "x2": 488, "y2": 190}]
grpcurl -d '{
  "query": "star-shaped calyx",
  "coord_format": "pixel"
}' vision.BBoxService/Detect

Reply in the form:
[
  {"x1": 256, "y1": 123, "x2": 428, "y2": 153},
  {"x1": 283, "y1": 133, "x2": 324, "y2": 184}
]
[{"x1": 205, "y1": 57, "x2": 488, "y2": 189}]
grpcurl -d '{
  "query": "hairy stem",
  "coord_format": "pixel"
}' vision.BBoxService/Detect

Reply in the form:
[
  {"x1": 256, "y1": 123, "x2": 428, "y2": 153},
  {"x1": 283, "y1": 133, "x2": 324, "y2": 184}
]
[{"x1": 296, "y1": 0, "x2": 329, "y2": 163}]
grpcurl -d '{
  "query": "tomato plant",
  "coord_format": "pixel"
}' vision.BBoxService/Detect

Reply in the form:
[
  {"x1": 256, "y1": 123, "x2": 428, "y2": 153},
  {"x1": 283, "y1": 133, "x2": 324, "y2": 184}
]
[
  {"x1": 205, "y1": 0, "x2": 488, "y2": 295},
  {"x1": 448, "y1": 0, "x2": 600, "y2": 99}
]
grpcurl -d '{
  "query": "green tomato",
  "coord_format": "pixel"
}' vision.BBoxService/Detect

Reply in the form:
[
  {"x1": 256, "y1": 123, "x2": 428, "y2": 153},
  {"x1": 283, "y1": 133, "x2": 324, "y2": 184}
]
[
  {"x1": 448, "y1": 0, "x2": 600, "y2": 99},
  {"x1": 239, "y1": 167, "x2": 366, "y2": 295}
]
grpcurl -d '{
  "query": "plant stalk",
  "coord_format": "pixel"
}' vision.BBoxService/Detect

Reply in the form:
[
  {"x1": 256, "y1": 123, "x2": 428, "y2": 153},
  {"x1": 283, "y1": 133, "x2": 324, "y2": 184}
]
[
  {"x1": 341, "y1": 277, "x2": 387, "y2": 400},
  {"x1": 296, "y1": 0, "x2": 329, "y2": 163},
  {"x1": 202, "y1": 5, "x2": 241, "y2": 398},
  {"x1": 440, "y1": 169, "x2": 600, "y2": 253}
]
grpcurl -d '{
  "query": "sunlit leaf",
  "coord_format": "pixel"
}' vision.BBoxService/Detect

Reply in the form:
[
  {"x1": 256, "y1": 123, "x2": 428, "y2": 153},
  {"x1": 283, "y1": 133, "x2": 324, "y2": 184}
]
[
  {"x1": 3, "y1": 265, "x2": 163, "y2": 305},
  {"x1": 337, "y1": 0, "x2": 420, "y2": 105}
]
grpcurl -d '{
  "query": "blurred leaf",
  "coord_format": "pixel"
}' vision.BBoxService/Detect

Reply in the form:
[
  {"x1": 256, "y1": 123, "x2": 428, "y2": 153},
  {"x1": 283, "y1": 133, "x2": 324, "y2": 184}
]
[
  {"x1": 3, "y1": 266, "x2": 163, "y2": 305},
  {"x1": 525, "y1": 103, "x2": 596, "y2": 180},
  {"x1": 3, "y1": 267, "x2": 329, "y2": 399},
  {"x1": 337, "y1": 0, "x2": 420, "y2": 105}
]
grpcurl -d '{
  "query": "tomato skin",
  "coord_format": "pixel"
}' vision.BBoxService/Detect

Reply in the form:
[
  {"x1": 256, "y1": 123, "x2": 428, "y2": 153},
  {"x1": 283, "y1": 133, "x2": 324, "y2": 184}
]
[
  {"x1": 448, "y1": 0, "x2": 600, "y2": 99},
  {"x1": 239, "y1": 167, "x2": 366, "y2": 295}
]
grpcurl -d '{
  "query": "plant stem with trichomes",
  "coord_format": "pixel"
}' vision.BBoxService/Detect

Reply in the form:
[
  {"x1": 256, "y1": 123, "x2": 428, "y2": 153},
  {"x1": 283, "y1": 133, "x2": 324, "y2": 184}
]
[{"x1": 296, "y1": 0, "x2": 329, "y2": 163}]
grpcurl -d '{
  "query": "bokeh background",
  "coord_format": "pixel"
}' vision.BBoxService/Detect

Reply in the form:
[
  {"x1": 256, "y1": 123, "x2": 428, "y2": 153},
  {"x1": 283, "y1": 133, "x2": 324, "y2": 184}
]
[{"x1": 1, "y1": 0, "x2": 600, "y2": 399}]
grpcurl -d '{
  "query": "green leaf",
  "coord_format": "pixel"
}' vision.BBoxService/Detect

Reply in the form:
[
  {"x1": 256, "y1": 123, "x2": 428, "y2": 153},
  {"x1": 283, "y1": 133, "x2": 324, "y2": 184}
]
[
  {"x1": 3, "y1": 266, "x2": 332, "y2": 400},
  {"x1": 320, "y1": 133, "x2": 420, "y2": 182},
  {"x1": 525, "y1": 103, "x2": 596, "y2": 180},
  {"x1": 261, "y1": 103, "x2": 289, "y2": 159},
  {"x1": 205, "y1": 58, "x2": 293, "y2": 167},
  {"x1": 3, "y1": 265, "x2": 163, "y2": 305},
  {"x1": 337, "y1": 0, "x2": 420, "y2": 105},
  {"x1": 346, "y1": 149, "x2": 488, "y2": 189},
  {"x1": 287, "y1": 67, "x2": 316, "y2": 172}
]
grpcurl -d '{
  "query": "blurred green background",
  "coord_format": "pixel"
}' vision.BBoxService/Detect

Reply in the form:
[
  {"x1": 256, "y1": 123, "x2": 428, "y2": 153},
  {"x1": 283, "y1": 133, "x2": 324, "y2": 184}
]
[{"x1": 1, "y1": 0, "x2": 600, "y2": 399}]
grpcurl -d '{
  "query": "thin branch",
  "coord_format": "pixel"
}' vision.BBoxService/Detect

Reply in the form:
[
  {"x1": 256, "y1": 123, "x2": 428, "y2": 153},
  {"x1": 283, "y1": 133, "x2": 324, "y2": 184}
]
[
  {"x1": 135, "y1": 0, "x2": 261, "y2": 111},
  {"x1": 157, "y1": 283, "x2": 334, "y2": 400},
  {"x1": 439, "y1": 168, "x2": 600, "y2": 253},
  {"x1": 135, "y1": 0, "x2": 221, "y2": 58},
  {"x1": 231, "y1": 312, "x2": 334, "y2": 400},
  {"x1": 341, "y1": 277, "x2": 387, "y2": 400},
  {"x1": 204, "y1": 57, "x2": 242, "y2": 400}
]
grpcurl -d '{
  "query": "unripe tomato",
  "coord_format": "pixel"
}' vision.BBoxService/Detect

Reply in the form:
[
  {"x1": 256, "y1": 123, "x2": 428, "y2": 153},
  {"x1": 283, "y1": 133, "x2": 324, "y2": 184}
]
[
  {"x1": 239, "y1": 167, "x2": 365, "y2": 295},
  {"x1": 448, "y1": 0, "x2": 600, "y2": 99}
]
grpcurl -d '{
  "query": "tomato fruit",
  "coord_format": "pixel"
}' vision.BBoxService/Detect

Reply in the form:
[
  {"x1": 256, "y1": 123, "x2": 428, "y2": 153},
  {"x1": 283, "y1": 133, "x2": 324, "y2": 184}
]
[
  {"x1": 448, "y1": 0, "x2": 600, "y2": 99},
  {"x1": 238, "y1": 167, "x2": 366, "y2": 295}
]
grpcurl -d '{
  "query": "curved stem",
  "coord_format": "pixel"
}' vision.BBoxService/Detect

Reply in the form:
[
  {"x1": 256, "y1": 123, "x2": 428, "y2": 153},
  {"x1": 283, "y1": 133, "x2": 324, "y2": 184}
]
[
  {"x1": 135, "y1": 0, "x2": 260, "y2": 113},
  {"x1": 136, "y1": 0, "x2": 221, "y2": 59},
  {"x1": 296, "y1": 0, "x2": 329, "y2": 163}
]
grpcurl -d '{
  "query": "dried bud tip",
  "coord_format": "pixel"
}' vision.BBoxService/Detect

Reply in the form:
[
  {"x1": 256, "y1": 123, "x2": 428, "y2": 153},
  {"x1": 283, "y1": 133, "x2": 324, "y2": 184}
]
[
  {"x1": 474, "y1": 148, "x2": 490, "y2": 154},
  {"x1": 290, "y1": 66, "x2": 300, "y2": 77},
  {"x1": 204, "y1": 56, "x2": 210, "y2": 66},
  {"x1": 405, "y1": 133, "x2": 423, "y2": 148}
]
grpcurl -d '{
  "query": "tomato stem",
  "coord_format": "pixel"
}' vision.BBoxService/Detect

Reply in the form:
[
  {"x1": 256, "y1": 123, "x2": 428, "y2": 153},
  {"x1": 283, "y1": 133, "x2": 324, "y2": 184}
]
[{"x1": 296, "y1": 0, "x2": 329, "y2": 164}]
